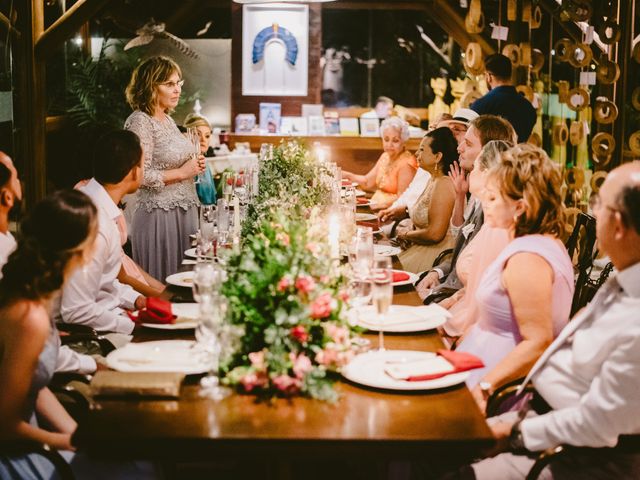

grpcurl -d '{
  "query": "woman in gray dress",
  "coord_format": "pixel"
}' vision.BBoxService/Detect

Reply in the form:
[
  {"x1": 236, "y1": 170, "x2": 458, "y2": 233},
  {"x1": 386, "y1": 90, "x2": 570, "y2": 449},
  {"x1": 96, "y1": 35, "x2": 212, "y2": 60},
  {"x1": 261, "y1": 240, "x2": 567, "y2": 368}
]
[
  {"x1": 0, "y1": 190, "x2": 98, "y2": 478},
  {"x1": 124, "y1": 56, "x2": 205, "y2": 280}
]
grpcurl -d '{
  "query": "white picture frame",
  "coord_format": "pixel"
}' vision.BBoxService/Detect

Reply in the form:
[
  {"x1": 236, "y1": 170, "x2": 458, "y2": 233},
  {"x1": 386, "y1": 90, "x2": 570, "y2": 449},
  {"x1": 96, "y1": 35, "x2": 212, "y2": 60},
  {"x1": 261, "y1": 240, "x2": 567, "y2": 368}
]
[
  {"x1": 359, "y1": 117, "x2": 381, "y2": 137},
  {"x1": 242, "y1": 4, "x2": 309, "y2": 96},
  {"x1": 308, "y1": 115, "x2": 326, "y2": 136},
  {"x1": 281, "y1": 116, "x2": 308, "y2": 135}
]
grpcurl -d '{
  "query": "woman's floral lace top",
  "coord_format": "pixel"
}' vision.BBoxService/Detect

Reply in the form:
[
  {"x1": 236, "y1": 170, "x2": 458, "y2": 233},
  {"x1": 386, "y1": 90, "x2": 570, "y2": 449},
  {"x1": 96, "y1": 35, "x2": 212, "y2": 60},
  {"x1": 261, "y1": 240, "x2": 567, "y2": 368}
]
[{"x1": 124, "y1": 110, "x2": 199, "y2": 212}]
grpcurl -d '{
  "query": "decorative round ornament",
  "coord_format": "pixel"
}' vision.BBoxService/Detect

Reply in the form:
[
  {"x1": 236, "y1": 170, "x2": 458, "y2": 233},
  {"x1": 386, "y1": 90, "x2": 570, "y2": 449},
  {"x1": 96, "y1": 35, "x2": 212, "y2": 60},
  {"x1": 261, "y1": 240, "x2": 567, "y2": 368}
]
[
  {"x1": 465, "y1": 42, "x2": 483, "y2": 70},
  {"x1": 557, "y1": 80, "x2": 570, "y2": 103},
  {"x1": 632, "y1": 87, "x2": 640, "y2": 111},
  {"x1": 564, "y1": 167, "x2": 585, "y2": 190},
  {"x1": 531, "y1": 49, "x2": 545, "y2": 72},
  {"x1": 596, "y1": 19, "x2": 621, "y2": 45},
  {"x1": 465, "y1": 10, "x2": 484, "y2": 33},
  {"x1": 593, "y1": 99, "x2": 618, "y2": 125},
  {"x1": 519, "y1": 42, "x2": 532, "y2": 67},
  {"x1": 596, "y1": 58, "x2": 620, "y2": 84},
  {"x1": 591, "y1": 132, "x2": 616, "y2": 157},
  {"x1": 530, "y1": 5, "x2": 542, "y2": 28},
  {"x1": 564, "y1": 207, "x2": 583, "y2": 233},
  {"x1": 502, "y1": 44, "x2": 521, "y2": 66},
  {"x1": 562, "y1": 0, "x2": 592, "y2": 22},
  {"x1": 566, "y1": 87, "x2": 590, "y2": 112},
  {"x1": 633, "y1": 42, "x2": 640, "y2": 64},
  {"x1": 568, "y1": 42, "x2": 592, "y2": 68},
  {"x1": 552, "y1": 123, "x2": 569, "y2": 146},
  {"x1": 590, "y1": 171, "x2": 607, "y2": 194},
  {"x1": 569, "y1": 121, "x2": 586, "y2": 146},
  {"x1": 554, "y1": 38, "x2": 573, "y2": 62},
  {"x1": 629, "y1": 131, "x2": 640, "y2": 156}
]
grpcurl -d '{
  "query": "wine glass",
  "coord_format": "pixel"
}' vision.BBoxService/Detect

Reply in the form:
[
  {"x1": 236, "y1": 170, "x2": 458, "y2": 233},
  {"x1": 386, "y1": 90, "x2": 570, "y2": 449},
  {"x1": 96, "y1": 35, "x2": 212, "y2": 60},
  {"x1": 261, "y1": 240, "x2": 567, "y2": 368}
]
[
  {"x1": 196, "y1": 294, "x2": 231, "y2": 400},
  {"x1": 216, "y1": 199, "x2": 230, "y2": 246},
  {"x1": 222, "y1": 172, "x2": 234, "y2": 203},
  {"x1": 371, "y1": 257, "x2": 393, "y2": 351},
  {"x1": 187, "y1": 127, "x2": 204, "y2": 184},
  {"x1": 192, "y1": 262, "x2": 221, "y2": 304}
]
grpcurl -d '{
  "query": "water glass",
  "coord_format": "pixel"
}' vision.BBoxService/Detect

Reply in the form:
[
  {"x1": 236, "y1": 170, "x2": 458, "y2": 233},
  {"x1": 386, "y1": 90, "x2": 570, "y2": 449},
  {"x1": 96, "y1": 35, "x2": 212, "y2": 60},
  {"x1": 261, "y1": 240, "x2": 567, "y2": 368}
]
[
  {"x1": 192, "y1": 262, "x2": 221, "y2": 304},
  {"x1": 200, "y1": 204, "x2": 217, "y2": 239},
  {"x1": 347, "y1": 275, "x2": 372, "y2": 326},
  {"x1": 196, "y1": 294, "x2": 231, "y2": 400},
  {"x1": 371, "y1": 257, "x2": 393, "y2": 350},
  {"x1": 217, "y1": 199, "x2": 230, "y2": 246},
  {"x1": 349, "y1": 226, "x2": 374, "y2": 277}
]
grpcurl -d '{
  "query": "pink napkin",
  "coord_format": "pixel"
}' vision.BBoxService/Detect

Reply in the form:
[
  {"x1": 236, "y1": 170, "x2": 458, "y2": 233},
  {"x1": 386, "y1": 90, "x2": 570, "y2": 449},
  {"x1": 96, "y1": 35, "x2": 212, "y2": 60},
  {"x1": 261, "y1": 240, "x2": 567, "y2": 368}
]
[
  {"x1": 407, "y1": 350, "x2": 484, "y2": 381},
  {"x1": 357, "y1": 197, "x2": 369, "y2": 205}
]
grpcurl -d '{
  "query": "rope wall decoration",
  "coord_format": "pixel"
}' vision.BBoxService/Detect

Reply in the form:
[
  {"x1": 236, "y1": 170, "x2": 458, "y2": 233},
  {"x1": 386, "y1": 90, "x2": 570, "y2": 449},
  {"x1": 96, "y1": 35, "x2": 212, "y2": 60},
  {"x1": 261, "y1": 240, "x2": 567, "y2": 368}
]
[{"x1": 252, "y1": 24, "x2": 299, "y2": 66}]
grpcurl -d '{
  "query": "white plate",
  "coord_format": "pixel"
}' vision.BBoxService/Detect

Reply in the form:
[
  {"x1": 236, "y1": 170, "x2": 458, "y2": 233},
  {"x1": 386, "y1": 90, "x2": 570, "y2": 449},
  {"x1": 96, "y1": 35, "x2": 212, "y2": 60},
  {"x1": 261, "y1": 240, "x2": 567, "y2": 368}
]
[
  {"x1": 355, "y1": 304, "x2": 449, "y2": 332},
  {"x1": 355, "y1": 189, "x2": 366, "y2": 197},
  {"x1": 391, "y1": 269, "x2": 419, "y2": 286},
  {"x1": 374, "y1": 244, "x2": 401, "y2": 257},
  {"x1": 165, "y1": 271, "x2": 195, "y2": 288},
  {"x1": 356, "y1": 199, "x2": 373, "y2": 207},
  {"x1": 184, "y1": 248, "x2": 198, "y2": 259},
  {"x1": 342, "y1": 349, "x2": 469, "y2": 391},
  {"x1": 106, "y1": 340, "x2": 209, "y2": 374},
  {"x1": 342, "y1": 181, "x2": 359, "y2": 188},
  {"x1": 141, "y1": 303, "x2": 199, "y2": 330},
  {"x1": 356, "y1": 212, "x2": 377, "y2": 222}
]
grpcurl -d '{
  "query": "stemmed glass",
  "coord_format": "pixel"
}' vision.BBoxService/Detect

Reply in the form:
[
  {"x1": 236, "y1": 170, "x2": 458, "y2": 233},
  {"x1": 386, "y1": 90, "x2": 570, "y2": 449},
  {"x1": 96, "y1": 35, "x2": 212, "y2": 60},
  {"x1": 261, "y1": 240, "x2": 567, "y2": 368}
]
[
  {"x1": 187, "y1": 127, "x2": 204, "y2": 184},
  {"x1": 371, "y1": 257, "x2": 393, "y2": 351},
  {"x1": 216, "y1": 198, "x2": 230, "y2": 247},
  {"x1": 349, "y1": 227, "x2": 374, "y2": 278},
  {"x1": 196, "y1": 294, "x2": 231, "y2": 400},
  {"x1": 192, "y1": 262, "x2": 221, "y2": 303},
  {"x1": 222, "y1": 172, "x2": 234, "y2": 203}
]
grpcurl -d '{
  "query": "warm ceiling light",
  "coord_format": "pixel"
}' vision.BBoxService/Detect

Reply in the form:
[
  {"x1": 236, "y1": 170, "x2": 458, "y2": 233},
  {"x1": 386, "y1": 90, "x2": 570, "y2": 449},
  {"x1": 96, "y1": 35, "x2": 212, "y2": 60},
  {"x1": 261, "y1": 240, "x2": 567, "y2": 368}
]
[{"x1": 233, "y1": 0, "x2": 336, "y2": 3}]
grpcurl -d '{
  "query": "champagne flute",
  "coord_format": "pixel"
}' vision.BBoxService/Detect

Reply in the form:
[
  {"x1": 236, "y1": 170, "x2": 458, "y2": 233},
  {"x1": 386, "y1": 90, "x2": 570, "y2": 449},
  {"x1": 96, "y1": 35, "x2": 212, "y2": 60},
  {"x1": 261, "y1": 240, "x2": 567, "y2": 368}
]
[
  {"x1": 187, "y1": 127, "x2": 204, "y2": 184},
  {"x1": 372, "y1": 257, "x2": 393, "y2": 351}
]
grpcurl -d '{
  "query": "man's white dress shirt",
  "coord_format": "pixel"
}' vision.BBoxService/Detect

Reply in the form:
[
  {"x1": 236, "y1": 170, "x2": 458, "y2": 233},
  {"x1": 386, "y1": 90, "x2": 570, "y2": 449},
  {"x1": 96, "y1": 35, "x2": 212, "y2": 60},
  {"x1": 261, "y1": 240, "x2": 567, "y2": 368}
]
[
  {"x1": 57, "y1": 179, "x2": 138, "y2": 334},
  {"x1": 0, "y1": 231, "x2": 96, "y2": 374},
  {"x1": 520, "y1": 262, "x2": 640, "y2": 451}
]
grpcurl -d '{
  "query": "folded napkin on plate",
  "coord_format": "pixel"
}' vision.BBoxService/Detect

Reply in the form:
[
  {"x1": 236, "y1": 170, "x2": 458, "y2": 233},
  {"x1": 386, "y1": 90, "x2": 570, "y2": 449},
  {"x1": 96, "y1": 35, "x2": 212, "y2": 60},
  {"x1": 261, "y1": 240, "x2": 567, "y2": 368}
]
[
  {"x1": 385, "y1": 350, "x2": 484, "y2": 382},
  {"x1": 392, "y1": 271, "x2": 410, "y2": 282},
  {"x1": 356, "y1": 197, "x2": 369, "y2": 205},
  {"x1": 356, "y1": 221, "x2": 379, "y2": 229},
  {"x1": 90, "y1": 371, "x2": 185, "y2": 398},
  {"x1": 127, "y1": 297, "x2": 175, "y2": 325}
]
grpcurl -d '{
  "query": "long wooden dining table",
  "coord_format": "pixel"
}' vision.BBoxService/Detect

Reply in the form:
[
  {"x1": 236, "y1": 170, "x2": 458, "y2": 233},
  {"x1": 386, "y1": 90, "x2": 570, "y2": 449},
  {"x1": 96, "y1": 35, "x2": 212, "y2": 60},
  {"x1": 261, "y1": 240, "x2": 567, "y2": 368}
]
[{"x1": 74, "y1": 287, "x2": 493, "y2": 467}]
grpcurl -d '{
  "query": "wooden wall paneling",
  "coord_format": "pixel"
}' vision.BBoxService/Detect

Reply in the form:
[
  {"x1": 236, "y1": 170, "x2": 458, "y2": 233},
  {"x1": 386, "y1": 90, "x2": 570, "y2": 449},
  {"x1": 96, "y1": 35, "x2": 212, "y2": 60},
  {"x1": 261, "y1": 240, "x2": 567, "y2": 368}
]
[
  {"x1": 615, "y1": 0, "x2": 633, "y2": 166},
  {"x1": 231, "y1": 4, "x2": 322, "y2": 124}
]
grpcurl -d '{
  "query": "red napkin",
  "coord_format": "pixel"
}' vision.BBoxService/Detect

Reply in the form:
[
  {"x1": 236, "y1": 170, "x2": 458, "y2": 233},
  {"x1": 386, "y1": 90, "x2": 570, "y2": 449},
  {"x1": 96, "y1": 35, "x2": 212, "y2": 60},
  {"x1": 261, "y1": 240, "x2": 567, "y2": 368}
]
[
  {"x1": 407, "y1": 350, "x2": 484, "y2": 381},
  {"x1": 127, "y1": 297, "x2": 176, "y2": 325},
  {"x1": 392, "y1": 271, "x2": 410, "y2": 282},
  {"x1": 356, "y1": 221, "x2": 379, "y2": 229},
  {"x1": 356, "y1": 197, "x2": 369, "y2": 205},
  {"x1": 342, "y1": 180, "x2": 353, "y2": 187}
]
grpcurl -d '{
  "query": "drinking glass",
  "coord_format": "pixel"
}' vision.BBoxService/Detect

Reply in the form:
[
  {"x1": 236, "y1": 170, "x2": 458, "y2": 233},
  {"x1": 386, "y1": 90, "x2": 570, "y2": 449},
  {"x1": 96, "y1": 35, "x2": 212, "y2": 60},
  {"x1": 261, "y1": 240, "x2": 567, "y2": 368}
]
[
  {"x1": 187, "y1": 127, "x2": 204, "y2": 184},
  {"x1": 216, "y1": 199, "x2": 230, "y2": 246},
  {"x1": 200, "y1": 204, "x2": 216, "y2": 240},
  {"x1": 196, "y1": 294, "x2": 231, "y2": 400},
  {"x1": 347, "y1": 274, "x2": 372, "y2": 327},
  {"x1": 222, "y1": 172, "x2": 234, "y2": 203},
  {"x1": 192, "y1": 262, "x2": 221, "y2": 304},
  {"x1": 349, "y1": 226, "x2": 374, "y2": 277},
  {"x1": 371, "y1": 257, "x2": 393, "y2": 350}
]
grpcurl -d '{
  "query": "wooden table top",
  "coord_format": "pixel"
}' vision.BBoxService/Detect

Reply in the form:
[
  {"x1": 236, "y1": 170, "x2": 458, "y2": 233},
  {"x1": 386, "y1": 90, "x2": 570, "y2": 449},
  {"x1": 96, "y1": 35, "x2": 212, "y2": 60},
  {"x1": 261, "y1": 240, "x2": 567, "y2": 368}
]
[{"x1": 74, "y1": 283, "x2": 493, "y2": 461}]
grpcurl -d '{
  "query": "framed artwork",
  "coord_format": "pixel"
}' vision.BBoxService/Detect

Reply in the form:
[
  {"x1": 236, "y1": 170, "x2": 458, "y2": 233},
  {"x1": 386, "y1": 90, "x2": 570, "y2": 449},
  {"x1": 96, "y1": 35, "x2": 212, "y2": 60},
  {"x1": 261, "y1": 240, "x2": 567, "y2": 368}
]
[
  {"x1": 281, "y1": 116, "x2": 308, "y2": 135},
  {"x1": 339, "y1": 118, "x2": 359, "y2": 136},
  {"x1": 360, "y1": 117, "x2": 380, "y2": 137},
  {"x1": 259, "y1": 103, "x2": 282, "y2": 133},
  {"x1": 242, "y1": 4, "x2": 309, "y2": 96}
]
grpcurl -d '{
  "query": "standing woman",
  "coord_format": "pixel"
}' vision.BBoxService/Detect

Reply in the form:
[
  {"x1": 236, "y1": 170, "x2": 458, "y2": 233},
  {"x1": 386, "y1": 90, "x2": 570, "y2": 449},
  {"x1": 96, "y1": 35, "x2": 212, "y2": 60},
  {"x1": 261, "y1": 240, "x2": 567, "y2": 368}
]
[
  {"x1": 0, "y1": 190, "x2": 97, "y2": 477},
  {"x1": 124, "y1": 56, "x2": 205, "y2": 280}
]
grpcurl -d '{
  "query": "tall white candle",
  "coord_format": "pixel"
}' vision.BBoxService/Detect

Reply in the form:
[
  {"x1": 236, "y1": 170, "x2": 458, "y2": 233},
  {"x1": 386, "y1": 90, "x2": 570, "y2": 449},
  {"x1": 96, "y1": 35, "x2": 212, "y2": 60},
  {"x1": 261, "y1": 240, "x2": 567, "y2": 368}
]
[{"x1": 233, "y1": 195, "x2": 241, "y2": 236}]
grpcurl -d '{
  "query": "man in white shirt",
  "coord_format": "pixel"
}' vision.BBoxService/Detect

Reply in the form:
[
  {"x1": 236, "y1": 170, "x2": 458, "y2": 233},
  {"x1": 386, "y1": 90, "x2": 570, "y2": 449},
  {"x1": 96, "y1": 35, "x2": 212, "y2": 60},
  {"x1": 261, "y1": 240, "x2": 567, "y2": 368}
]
[
  {"x1": 464, "y1": 161, "x2": 640, "y2": 479},
  {"x1": 56, "y1": 131, "x2": 147, "y2": 334},
  {"x1": 0, "y1": 152, "x2": 97, "y2": 374}
]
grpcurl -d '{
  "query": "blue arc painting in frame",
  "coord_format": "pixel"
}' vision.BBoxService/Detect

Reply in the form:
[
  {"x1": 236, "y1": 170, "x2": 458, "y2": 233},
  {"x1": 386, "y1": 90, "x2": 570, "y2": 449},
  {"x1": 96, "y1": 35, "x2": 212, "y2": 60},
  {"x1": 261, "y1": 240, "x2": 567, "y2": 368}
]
[{"x1": 242, "y1": 4, "x2": 308, "y2": 96}]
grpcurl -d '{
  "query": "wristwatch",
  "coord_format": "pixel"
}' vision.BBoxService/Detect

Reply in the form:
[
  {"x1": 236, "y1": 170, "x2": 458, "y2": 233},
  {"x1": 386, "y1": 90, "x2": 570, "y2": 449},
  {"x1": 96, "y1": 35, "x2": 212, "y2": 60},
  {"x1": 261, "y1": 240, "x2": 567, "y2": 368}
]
[
  {"x1": 509, "y1": 420, "x2": 526, "y2": 451},
  {"x1": 479, "y1": 381, "x2": 493, "y2": 399}
]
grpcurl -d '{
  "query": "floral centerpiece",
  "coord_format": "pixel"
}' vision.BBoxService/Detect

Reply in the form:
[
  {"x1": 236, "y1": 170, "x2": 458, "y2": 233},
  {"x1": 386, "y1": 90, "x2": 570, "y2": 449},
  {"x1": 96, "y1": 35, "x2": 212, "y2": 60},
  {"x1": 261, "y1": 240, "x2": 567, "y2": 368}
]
[{"x1": 220, "y1": 141, "x2": 360, "y2": 401}]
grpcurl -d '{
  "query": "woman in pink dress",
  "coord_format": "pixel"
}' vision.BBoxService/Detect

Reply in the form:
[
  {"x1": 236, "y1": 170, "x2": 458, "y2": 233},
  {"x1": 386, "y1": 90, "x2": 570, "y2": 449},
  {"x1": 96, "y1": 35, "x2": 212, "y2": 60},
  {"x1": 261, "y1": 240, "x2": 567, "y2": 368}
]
[{"x1": 455, "y1": 144, "x2": 574, "y2": 411}]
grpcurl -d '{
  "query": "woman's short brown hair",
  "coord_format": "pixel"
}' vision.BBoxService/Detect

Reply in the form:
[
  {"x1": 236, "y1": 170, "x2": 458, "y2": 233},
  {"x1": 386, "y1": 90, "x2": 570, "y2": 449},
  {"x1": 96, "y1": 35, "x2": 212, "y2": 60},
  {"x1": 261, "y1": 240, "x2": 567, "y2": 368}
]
[
  {"x1": 488, "y1": 144, "x2": 566, "y2": 238},
  {"x1": 125, "y1": 56, "x2": 182, "y2": 116}
]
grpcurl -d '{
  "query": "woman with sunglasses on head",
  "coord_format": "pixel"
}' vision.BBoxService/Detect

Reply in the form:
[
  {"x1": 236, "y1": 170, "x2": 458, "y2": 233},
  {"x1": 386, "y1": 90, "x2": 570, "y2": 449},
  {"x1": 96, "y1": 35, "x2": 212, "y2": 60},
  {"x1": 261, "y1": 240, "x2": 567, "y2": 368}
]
[{"x1": 124, "y1": 56, "x2": 206, "y2": 281}]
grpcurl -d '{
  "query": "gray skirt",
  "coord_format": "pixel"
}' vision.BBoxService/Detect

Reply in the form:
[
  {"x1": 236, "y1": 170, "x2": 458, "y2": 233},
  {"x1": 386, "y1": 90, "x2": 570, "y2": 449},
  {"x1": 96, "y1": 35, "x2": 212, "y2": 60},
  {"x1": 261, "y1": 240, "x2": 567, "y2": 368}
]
[{"x1": 132, "y1": 205, "x2": 198, "y2": 281}]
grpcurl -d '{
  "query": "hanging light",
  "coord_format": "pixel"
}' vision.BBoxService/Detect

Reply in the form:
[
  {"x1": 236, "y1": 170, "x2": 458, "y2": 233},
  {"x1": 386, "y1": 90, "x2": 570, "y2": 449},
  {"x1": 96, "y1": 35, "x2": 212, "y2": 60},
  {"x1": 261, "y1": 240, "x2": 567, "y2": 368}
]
[{"x1": 233, "y1": 0, "x2": 336, "y2": 3}]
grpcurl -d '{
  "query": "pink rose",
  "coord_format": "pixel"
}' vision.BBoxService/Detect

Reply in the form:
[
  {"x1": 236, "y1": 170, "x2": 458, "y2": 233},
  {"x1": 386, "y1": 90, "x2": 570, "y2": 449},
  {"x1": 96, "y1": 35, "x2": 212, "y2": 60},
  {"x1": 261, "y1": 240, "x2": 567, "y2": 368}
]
[
  {"x1": 240, "y1": 371, "x2": 268, "y2": 392},
  {"x1": 319, "y1": 275, "x2": 330, "y2": 284},
  {"x1": 248, "y1": 351, "x2": 266, "y2": 370},
  {"x1": 277, "y1": 276, "x2": 292, "y2": 292},
  {"x1": 305, "y1": 242, "x2": 319, "y2": 254},
  {"x1": 273, "y1": 374, "x2": 301, "y2": 394},
  {"x1": 295, "y1": 275, "x2": 316, "y2": 294},
  {"x1": 338, "y1": 289, "x2": 350, "y2": 302},
  {"x1": 326, "y1": 323, "x2": 349, "y2": 344},
  {"x1": 291, "y1": 353, "x2": 313, "y2": 379},
  {"x1": 315, "y1": 347, "x2": 338, "y2": 366},
  {"x1": 310, "y1": 292, "x2": 333, "y2": 319},
  {"x1": 276, "y1": 232, "x2": 290, "y2": 246},
  {"x1": 290, "y1": 325, "x2": 309, "y2": 343}
]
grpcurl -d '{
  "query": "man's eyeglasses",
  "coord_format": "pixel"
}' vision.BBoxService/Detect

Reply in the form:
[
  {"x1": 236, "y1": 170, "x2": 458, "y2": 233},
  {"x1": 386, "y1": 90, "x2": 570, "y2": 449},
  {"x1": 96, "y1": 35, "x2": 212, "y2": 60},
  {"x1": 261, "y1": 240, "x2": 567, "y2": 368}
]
[{"x1": 158, "y1": 79, "x2": 185, "y2": 89}]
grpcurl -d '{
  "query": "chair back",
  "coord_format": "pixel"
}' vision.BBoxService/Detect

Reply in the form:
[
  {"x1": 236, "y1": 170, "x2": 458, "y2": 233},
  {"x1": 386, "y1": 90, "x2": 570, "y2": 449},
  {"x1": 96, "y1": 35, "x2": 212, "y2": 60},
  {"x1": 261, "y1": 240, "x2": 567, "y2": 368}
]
[{"x1": 564, "y1": 212, "x2": 598, "y2": 316}]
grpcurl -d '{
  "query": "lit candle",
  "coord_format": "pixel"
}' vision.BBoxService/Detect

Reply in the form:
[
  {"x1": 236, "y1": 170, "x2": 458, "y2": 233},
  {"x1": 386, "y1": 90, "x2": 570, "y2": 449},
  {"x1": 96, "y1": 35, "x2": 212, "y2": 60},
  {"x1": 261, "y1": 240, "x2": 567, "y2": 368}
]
[{"x1": 328, "y1": 211, "x2": 340, "y2": 260}]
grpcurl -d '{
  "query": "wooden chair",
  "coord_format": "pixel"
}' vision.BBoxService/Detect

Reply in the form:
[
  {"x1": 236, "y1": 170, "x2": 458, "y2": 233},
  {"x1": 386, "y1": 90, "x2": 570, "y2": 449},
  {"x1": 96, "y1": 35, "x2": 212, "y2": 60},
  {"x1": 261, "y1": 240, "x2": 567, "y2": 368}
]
[
  {"x1": 564, "y1": 212, "x2": 598, "y2": 316},
  {"x1": 0, "y1": 440, "x2": 75, "y2": 480},
  {"x1": 485, "y1": 379, "x2": 640, "y2": 480}
]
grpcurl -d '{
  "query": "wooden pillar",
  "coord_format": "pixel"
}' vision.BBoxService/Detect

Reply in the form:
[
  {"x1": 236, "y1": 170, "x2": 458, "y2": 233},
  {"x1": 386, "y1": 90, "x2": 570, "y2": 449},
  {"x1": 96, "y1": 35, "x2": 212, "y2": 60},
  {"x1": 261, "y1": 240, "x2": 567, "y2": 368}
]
[
  {"x1": 614, "y1": 0, "x2": 633, "y2": 167},
  {"x1": 21, "y1": 0, "x2": 47, "y2": 206}
]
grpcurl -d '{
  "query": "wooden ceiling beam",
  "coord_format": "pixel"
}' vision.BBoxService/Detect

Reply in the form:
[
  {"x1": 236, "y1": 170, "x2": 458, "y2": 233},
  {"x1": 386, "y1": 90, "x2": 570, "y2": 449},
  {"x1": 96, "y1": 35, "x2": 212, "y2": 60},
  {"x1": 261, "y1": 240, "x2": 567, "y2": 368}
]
[
  {"x1": 0, "y1": 10, "x2": 21, "y2": 39},
  {"x1": 35, "y1": 0, "x2": 112, "y2": 59}
]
